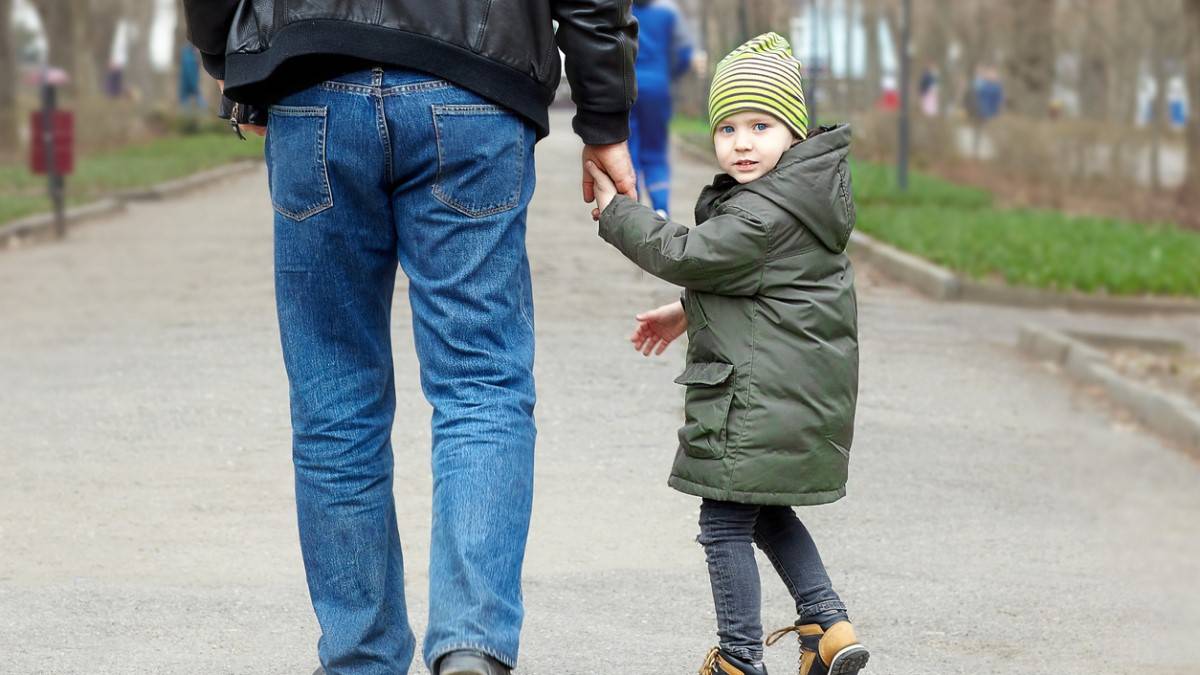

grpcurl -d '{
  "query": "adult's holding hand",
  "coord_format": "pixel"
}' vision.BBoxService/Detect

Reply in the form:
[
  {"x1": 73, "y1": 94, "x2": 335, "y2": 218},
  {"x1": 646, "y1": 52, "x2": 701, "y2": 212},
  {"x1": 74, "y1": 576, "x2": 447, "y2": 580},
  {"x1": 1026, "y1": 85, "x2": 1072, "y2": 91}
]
[{"x1": 583, "y1": 142, "x2": 637, "y2": 220}]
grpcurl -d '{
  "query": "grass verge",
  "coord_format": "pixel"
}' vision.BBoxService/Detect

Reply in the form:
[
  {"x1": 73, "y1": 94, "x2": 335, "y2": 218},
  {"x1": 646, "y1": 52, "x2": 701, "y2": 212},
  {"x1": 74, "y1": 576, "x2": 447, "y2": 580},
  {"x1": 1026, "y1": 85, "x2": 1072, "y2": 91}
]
[{"x1": 1, "y1": 132, "x2": 264, "y2": 227}]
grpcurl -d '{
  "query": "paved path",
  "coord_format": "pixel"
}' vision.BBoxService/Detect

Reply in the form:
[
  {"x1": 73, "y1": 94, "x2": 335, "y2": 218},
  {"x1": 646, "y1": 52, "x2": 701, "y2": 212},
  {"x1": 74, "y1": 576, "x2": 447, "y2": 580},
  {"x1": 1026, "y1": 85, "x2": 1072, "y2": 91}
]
[{"x1": 1, "y1": 110, "x2": 1198, "y2": 674}]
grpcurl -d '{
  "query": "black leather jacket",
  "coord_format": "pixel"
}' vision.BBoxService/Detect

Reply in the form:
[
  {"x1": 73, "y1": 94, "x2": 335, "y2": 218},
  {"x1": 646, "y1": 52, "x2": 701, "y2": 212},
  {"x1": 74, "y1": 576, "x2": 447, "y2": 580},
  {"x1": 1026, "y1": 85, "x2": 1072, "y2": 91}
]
[{"x1": 183, "y1": 0, "x2": 638, "y2": 144}]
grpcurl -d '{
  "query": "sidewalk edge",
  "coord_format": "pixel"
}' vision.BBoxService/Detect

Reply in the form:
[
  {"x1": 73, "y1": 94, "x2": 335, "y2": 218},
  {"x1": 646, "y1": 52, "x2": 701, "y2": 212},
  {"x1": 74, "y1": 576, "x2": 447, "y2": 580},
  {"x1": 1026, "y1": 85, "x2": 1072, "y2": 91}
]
[
  {"x1": 1, "y1": 160, "x2": 262, "y2": 251},
  {"x1": 1017, "y1": 323, "x2": 1200, "y2": 457}
]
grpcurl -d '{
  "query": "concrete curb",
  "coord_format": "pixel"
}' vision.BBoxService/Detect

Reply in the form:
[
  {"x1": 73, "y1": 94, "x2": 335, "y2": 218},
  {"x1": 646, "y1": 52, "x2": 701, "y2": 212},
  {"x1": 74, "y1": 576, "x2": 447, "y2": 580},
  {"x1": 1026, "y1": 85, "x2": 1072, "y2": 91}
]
[
  {"x1": 1018, "y1": 324, "x2": 1200, "y2": 455},
  {"x1": 0, "y1": 199, "x2": 127, "y2": 250},
  {"x1": 673, "y1": 133, "x2": 1200, "y2": 316},
  {"x1": 1, "y1": 160, "x2": 263, "y2": 251},
  {"x1": 848, "y1": 231, "x2": 961, "y2": 300}
]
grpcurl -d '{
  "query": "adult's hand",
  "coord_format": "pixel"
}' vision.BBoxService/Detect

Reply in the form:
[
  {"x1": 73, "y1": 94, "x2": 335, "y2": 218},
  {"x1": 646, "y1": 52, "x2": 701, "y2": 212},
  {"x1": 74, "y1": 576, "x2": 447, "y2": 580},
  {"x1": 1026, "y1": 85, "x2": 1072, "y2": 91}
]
[
  {"x1": 582, "y1": 142, "x2": 636, "y2": 221},
  {"x1": 217, "y1": 79, "x2": 267, "y2": 138}
]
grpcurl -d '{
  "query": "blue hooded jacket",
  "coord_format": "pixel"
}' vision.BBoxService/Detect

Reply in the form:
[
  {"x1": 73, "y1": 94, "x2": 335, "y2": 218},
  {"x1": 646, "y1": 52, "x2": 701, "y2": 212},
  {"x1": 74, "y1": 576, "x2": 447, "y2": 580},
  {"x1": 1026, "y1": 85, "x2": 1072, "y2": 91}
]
[{"x1": 632, "y1": 0, "x2": 693, "y2": 93}]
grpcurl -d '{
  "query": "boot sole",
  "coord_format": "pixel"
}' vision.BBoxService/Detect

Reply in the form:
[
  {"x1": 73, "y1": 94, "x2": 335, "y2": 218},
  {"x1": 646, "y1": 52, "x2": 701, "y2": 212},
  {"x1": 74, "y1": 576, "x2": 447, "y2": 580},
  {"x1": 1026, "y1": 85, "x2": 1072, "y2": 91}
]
[{"x1": 828, "y1": 645, "x2": 870, "y2": 675}]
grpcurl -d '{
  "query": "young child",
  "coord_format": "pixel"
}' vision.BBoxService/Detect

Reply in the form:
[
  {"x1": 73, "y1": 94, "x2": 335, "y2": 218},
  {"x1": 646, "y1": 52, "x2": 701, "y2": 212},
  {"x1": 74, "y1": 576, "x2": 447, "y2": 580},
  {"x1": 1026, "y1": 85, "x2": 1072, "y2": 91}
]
[{"x1": 585, "y1": 33, "x2": 868, "y2": 675}]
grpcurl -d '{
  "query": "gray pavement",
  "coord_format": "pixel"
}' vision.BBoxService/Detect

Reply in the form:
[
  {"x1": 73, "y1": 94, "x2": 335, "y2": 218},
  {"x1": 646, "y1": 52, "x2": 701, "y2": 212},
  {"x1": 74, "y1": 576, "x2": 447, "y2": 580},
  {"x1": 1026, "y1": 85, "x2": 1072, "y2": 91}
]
[{"x1": 1, "y1": 109, "x2": 1198, "y2": 674}]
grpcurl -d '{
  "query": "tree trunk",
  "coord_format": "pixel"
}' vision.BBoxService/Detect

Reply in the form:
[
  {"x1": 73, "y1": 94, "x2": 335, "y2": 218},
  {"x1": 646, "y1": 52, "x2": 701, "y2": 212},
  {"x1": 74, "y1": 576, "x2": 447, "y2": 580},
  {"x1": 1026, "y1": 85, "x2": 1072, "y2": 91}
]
[
  {"x1": 0, "y1": 0, "x2": 17, "y2": 159},
  {"x1": 1149, "y1": 20, "x2": 1167, "y2": 192},
  {"x1": 1004, "y1": 0, "x2": 1055, "y2": 117},
  {"x1": 123, "y1": 0, "x2": 158, "y2": 103},
  {"x1": 1077, "y1": 7, "x2": 1109, "y2": 122},
  {"x1": 844, "y1": 0, "x2": 855, "y2": 110},
  {"x1": 862, "y1": 0, "x2": 881, "y2": 104},
  {"x1": 29, "y1": 0, "x2": 96, "y2": 98},
  {"x1": 1184, "y1": 0, "x2": 1200, "y2": 205}
]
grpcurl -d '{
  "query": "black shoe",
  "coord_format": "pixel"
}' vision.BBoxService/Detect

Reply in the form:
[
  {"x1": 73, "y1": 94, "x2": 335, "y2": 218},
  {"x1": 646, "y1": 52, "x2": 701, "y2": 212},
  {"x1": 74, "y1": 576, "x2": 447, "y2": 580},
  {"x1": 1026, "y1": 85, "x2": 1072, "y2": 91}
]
[
  {"x1": 699, "y1": 647, "x2": 768, "y2": 675},
  {"x1": 437, "y1": 649, "x2": 512, "y2": 675}
]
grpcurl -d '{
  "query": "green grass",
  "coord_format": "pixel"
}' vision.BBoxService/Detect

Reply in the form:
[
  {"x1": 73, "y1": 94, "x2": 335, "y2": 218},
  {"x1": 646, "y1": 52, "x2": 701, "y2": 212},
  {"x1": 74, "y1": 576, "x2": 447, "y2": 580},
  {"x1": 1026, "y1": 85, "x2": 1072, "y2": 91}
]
[
  {"x1": 671, "y1": 115, "x2": 1200, "y2": 297},
  {"x1": 1, "y1": 132, "x2": 265, "y2": 226}
]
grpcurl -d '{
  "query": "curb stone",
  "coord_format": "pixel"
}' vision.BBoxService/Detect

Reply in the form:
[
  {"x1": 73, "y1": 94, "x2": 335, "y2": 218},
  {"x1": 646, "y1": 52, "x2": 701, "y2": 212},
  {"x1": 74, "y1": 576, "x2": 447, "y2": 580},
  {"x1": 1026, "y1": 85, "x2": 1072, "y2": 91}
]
[
  {"x1": 1, "y1": 160, "x2": 263, "y2": 251},
  {"x1": 1018, "y1": 323, "x2": 1200, "y2": 456},
  {"x1": 0, "y1": 199, "x2": 126, "y2": 250},
  {"x1": 673, "y1": 133, "x2": 1200, "y2": 316}
]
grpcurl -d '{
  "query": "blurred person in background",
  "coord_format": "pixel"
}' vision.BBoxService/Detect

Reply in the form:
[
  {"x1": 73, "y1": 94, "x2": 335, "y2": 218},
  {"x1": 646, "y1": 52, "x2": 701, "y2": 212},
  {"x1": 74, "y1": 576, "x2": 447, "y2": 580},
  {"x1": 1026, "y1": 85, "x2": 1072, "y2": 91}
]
[
  {"x1": 181, "y1": 2, "x2": 638, "y2": 674},
  {"x1": 919, "y1": 64, "x2": 939, "y2": 117},
  {"x1": 177, "y1": 44, "x2": 204, "y2": 111},
  {"x1": 973, "y1": 65, "x2": 1005, "y2": 121},
  {"x1": 630, "y1": 0, "x2": 694, "y2": 217}
]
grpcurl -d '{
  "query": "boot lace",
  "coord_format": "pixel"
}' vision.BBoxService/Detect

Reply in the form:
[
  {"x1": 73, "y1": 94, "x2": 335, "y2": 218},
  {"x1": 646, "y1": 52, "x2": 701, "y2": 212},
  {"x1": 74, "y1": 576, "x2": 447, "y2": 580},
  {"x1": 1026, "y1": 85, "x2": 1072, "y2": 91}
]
[
  {"x1": 699, "y1": 646, "x2": 720, "y2": 674},
  {"x1": 766, "y1": 625, "x2": 806, "y2": 674}
]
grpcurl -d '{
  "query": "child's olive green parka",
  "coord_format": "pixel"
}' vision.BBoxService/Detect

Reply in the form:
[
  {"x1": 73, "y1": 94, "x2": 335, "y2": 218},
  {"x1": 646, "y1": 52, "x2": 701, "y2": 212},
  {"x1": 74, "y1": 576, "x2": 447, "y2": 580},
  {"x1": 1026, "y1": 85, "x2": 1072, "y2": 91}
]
[{"x1": 599, "y1": 125, "x2": 858, "y2": 506}]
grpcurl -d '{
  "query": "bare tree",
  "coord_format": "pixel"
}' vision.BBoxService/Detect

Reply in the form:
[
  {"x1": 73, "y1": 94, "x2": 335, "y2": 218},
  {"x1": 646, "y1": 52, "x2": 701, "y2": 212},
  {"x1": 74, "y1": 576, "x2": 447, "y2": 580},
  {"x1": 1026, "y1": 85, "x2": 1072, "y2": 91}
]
[
  {"x1": 1003, "y1": 0, "x2": 1055, "y2": 117},
  {"x1": 0, "y1": 0, "x2": 16, "y2": 159},
  {"x1": 28, "y1": 0, "x2": 96, "y2": 97},
  {"x1": 862, "y1": 0, "x2": 882, "y2": 103},
  {"x1": 122, "y1": 0, "x2": 160, "y2": 102},
  {"x1": 1185, "y1": 0, "x2": 1200, "y2": 205}
]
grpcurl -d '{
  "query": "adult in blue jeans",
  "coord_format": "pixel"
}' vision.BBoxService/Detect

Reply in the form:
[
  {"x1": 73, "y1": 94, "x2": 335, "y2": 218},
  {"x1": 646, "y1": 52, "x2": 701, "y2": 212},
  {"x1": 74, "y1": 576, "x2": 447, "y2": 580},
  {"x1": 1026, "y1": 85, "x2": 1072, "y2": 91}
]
[{"x1": 182, "y1": 3, "x2": 638, "y2": 674}]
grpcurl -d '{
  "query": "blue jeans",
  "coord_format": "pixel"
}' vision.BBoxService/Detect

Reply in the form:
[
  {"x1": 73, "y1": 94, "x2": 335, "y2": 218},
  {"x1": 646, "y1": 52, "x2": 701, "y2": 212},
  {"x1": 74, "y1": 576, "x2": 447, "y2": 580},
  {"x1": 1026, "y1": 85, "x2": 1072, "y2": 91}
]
[
  {"x1": 266, "y1": 67, "x2": 538, "y2": 674},
  {"x1": 698, "y1": 499, "x2": 849, "y2": 664}
]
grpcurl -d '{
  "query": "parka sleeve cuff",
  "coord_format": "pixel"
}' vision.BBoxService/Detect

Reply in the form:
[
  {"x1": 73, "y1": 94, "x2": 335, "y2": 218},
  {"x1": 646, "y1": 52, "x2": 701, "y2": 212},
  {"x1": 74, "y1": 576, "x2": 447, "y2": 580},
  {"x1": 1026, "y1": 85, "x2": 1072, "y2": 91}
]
[
  {"x1": 596, "y1": 194, "x2": 635, "y2": 244},
  {"x1": 574, "y1": 109, "x2": 630, "y2": 146}
]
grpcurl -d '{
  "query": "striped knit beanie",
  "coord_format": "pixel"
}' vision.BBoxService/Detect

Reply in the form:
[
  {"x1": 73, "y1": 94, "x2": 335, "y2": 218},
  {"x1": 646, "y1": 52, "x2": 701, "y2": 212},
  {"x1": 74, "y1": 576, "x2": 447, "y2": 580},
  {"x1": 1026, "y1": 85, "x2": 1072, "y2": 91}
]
[{"x1": 708, "y1": 32, "x2": 809, "y2": 139}]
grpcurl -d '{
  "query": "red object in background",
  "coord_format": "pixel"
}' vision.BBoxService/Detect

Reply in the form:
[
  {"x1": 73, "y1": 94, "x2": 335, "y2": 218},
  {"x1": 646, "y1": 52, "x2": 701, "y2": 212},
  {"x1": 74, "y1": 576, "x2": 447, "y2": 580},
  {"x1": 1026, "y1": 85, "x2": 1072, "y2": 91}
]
[
  {"x1": 876, "y1": 89, "x2": 900, "y2": 112},
  {"x1": 30, "y1": 111, "x2": 75, "y2": 175}
]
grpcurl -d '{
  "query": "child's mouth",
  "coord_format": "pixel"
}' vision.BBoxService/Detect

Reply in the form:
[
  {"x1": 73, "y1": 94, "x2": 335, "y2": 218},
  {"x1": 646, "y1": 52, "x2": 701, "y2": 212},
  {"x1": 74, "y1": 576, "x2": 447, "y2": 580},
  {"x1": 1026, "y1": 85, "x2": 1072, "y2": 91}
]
[{"x1": 733, "y1": 160, "x2": 758, "y2": 170}]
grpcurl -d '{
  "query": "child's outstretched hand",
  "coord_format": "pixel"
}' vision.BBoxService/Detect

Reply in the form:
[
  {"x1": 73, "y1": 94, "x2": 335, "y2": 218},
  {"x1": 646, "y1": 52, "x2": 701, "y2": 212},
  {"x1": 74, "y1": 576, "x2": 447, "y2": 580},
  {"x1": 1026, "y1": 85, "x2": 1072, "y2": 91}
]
[
  {"x1": 630, "y1": 300, "x2": 688, "y2": 356},
  {"x1": 585, "y1": 160, "x2": 618, "y2": 220}
]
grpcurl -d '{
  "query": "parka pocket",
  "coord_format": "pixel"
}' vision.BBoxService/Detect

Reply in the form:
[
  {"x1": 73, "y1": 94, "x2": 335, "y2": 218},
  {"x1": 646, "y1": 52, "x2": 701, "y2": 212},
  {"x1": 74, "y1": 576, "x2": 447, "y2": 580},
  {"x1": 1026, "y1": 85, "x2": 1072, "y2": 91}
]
[{"x1": 674, "y1": 362, "x2": 735, "y2": 460}]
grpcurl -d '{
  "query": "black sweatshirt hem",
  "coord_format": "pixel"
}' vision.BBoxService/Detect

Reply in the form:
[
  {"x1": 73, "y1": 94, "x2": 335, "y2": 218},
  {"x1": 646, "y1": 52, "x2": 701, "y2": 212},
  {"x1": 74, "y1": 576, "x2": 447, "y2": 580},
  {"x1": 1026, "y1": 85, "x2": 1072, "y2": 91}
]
[{"x1": 219, "y1": 20, "x2": 576, "y2": 139}]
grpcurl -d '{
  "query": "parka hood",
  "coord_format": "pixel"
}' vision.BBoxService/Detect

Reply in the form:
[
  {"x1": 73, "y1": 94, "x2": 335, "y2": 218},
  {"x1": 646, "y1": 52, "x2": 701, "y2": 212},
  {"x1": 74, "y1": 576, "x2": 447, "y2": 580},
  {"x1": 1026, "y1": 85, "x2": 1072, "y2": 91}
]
[{"x1": 701, "y1": 124, "x2": 856, "y2": 253}]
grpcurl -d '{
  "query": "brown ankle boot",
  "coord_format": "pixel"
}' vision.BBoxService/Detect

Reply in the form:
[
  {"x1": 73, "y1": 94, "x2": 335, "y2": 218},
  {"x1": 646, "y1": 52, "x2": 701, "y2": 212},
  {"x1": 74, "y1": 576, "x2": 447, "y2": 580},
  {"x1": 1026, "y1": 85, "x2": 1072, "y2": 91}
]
[{"x1": 766, "y1": 621, "x2": 869, "y2": 675}]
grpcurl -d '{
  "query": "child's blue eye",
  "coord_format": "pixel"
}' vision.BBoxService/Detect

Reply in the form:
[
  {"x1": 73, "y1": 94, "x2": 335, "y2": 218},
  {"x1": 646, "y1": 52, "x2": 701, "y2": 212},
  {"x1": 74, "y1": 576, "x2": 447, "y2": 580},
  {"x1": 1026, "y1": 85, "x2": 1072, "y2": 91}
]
[
  {"x1": 719, "y1": 125, "x2": 734, "y2": 134},
  {"x1": 754, "y1": 123, "x2": 769, "y2": 131}
]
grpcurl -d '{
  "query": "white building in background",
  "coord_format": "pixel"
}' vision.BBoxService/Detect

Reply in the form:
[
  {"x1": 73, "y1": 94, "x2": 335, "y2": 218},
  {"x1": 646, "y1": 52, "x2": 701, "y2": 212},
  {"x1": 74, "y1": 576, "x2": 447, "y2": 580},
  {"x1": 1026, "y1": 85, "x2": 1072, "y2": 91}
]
[{"x1": 788, "y1": 3, "x2": 896, "y2": 78}]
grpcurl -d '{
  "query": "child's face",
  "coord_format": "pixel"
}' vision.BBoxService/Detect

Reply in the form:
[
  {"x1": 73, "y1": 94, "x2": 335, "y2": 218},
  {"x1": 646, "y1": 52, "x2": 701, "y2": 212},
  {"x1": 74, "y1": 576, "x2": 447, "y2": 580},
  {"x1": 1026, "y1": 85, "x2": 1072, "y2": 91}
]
[{"x1": 713, "y1": 111, "x2": 798, "y2": 183}]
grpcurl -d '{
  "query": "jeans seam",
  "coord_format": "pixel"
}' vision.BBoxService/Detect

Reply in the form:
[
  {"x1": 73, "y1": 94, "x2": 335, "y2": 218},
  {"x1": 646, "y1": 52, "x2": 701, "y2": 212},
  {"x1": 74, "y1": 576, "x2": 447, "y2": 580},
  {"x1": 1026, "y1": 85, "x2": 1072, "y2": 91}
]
[
  {"x1": 374, "y1": 92, "x2": 393, "y2": 185},
  {"x1": 381, "y1": 79, "x2": 452, "y2": 96}
]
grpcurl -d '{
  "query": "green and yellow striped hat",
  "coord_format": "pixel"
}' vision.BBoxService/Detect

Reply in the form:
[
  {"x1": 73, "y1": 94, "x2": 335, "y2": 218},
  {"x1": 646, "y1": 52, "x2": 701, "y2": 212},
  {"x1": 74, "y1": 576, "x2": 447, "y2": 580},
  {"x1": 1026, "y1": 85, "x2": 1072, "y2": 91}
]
[{"x1": 708, "y1": 32, "x2": 809, "y2": 140}]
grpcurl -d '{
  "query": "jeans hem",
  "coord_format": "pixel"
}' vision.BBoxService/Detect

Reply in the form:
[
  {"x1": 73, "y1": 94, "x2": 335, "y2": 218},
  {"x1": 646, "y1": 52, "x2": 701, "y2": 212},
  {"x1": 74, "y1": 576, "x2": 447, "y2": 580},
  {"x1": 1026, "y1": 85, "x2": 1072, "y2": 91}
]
[{"x1": 428, "y1": 642, "x2": 517, "y2": 672}]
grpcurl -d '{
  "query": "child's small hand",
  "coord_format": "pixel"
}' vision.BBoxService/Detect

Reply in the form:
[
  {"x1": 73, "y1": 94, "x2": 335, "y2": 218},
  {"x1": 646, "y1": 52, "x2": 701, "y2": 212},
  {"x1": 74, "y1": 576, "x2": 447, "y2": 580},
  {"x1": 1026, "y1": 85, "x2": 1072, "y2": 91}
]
[
  {"x1": 585, "y1": 160, "x2": 619, "y2": 220},
  {"x1": 630, "y1": 300, "x2": 688, "y2": 356}
]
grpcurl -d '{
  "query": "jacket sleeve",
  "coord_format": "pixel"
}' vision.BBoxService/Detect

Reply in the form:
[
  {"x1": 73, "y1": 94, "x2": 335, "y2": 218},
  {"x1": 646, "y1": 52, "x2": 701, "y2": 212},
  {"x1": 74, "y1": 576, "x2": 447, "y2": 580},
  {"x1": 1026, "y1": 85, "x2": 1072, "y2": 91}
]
[
  {"x1": 598, "y1": 195, "x2": 768, "y2": 296},
  {"x1": 551, "y1": 0, "x2": 638, "y2": 145},
  {"x1": 182, "y1": 0, "x2": 241, "y2": 79}
]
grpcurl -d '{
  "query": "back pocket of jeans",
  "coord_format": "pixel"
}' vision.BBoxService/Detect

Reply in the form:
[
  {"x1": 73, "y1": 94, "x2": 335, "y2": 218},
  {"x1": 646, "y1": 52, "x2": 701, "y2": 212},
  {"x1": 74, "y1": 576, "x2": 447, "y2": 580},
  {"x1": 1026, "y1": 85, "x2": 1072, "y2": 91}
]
[
  {"x1": 267, "y1": 105, "x2": 333, "y2": 221},
  {"x1": 431, "y1": 104, "x2": 525, "y2": 218}
]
